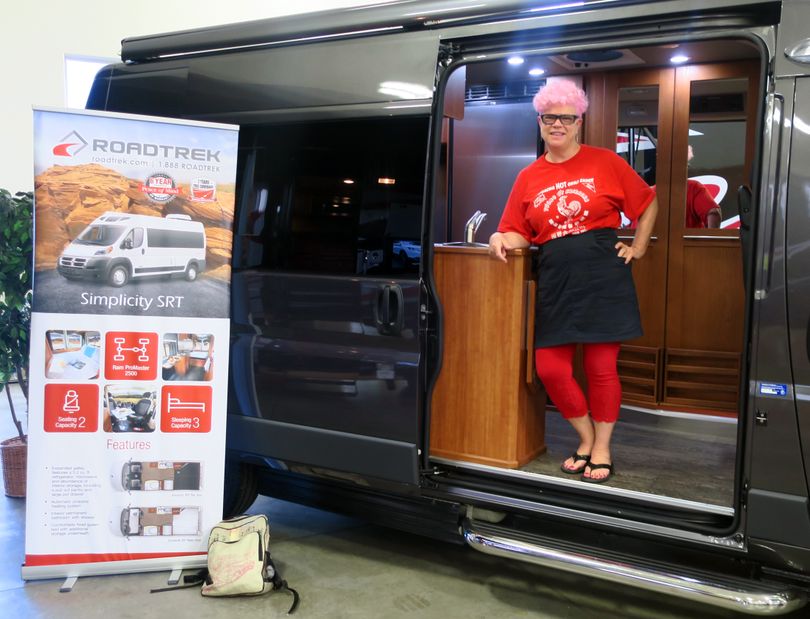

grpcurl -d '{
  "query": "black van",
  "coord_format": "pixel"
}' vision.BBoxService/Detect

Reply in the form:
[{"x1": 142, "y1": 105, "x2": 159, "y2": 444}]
[{"x1": 87, "y1": 0, "x2": 810, "y2": 613}]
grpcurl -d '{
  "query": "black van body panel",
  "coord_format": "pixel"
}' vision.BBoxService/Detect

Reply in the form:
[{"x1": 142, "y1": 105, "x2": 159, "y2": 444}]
[
  {"x1": 229, "y1": 416, "x2": 419, "y2": 486},
  {"x1": 785, "y1": 77, "x2": 810, "y2": 500},
  {"x1": 230, "y1": 272, "x2": 421, "y2": 442},
  {"x1": 88, "y1": 31, "x2": 440, "y2": 125},
  {"x1": 747, "y1": 490, "x2": 810, "y2": 548},
  {"x1": 746, "y1": 77, "x2": 810, "y2": 503},
  {"x1": 255, "y1": 467, "x2": 464, "y2": 543}
]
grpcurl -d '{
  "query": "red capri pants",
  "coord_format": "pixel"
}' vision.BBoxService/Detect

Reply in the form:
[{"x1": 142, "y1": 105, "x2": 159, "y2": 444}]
[{"x1": 534, "y1": 343, "x2": 621, "y2": 423}]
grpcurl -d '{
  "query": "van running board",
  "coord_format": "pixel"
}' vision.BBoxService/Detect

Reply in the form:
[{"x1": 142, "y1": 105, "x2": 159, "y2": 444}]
[{"x1": 463, "y1": 520, "x2": 806, "y2": 615}]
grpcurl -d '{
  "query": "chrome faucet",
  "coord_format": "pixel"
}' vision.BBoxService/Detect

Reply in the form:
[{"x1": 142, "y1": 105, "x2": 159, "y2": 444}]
[{"x1": 464, "y1": 210, "x2": 487, "y2": 244}]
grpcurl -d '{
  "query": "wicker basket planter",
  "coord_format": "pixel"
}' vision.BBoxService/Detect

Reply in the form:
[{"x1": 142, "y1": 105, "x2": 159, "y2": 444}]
[{"x1": 1, "y1": 436, "x2": 27, "y2": 497}]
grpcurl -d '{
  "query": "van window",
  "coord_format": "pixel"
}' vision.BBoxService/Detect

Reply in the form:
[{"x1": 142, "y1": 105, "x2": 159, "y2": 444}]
[
  {"x1": 147, "y1": 229, "x2": 205, "y2": 249},
  {"x1": 122, "y1": 228, "x2": 144, "y2": 249},
  {"x1": 78, "y1": 224, "x2": 126, "y2": 245},
  {"x1": 235, "y1": 116, "x2": 429, "y2": 277}
]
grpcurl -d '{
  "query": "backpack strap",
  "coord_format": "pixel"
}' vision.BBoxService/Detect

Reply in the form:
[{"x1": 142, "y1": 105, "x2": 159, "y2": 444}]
[
  {"x1": 149, "y1": 569, "x2": 209, "y2": 593},
  {"x1": 265, "y1": 554, "x2": 300, "y2": 614}
]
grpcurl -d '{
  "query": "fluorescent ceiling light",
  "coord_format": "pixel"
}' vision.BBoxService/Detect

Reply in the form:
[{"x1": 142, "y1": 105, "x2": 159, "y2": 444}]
[{"x1": 378, "y1": 81, "x2": 433, "y2": 99}]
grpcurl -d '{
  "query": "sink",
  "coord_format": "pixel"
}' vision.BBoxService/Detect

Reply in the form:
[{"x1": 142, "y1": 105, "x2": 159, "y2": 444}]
[{"x1": 438, "y1": 241, "x2": 488, "y2": 247}]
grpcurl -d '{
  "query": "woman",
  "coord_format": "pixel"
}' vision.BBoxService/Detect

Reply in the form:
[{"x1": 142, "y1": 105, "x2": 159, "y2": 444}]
[{"x1": 489, "y1": 79, "x2": 657, "y2": 484}]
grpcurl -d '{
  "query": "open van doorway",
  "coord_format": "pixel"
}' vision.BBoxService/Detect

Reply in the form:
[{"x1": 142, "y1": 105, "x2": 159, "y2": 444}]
[{"x1": 427, "y1": 37, "x2": 763, "y2": 520}]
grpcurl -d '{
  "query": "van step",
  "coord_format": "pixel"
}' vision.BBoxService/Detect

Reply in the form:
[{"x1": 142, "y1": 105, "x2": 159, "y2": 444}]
[{"x1": 463, "y1": 519, "x2": 806, "y2": 615}]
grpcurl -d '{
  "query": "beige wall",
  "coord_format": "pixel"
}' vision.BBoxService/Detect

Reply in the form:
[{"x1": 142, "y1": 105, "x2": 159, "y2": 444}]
[{"x1": 0, "y1": 0, "x2": 392, "y2": 192}]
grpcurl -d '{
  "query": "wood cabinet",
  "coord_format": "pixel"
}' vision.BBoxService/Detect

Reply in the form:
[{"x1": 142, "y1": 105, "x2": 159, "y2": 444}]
[{"x1": 430, "y1": 245, "x2": 546, "y2": 468}]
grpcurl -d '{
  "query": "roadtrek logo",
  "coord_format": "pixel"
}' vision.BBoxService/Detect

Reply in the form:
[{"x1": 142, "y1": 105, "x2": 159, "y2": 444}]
[
  {"x1": 52, "y1": 131, "x2": 88, "y2": 157},
  {"x1": 52, "y1": 130, "x2": 221, "y2": 162}
]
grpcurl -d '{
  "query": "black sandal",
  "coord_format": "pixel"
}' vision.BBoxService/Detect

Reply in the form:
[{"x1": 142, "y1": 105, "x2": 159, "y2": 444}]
[
  {"x1": 560, "y1": 452, "x2": 590, "y2": 474},
  {"x1": 581, "y1": 462, "x2": 614, "y2": 484}
]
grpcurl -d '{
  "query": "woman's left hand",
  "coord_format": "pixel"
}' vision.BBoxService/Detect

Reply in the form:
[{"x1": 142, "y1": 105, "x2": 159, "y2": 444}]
[{"x1": 615, "y1": 241, "x2": 646, "y2": 264}]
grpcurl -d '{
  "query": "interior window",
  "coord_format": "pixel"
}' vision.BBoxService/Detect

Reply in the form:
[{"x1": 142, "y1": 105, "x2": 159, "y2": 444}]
[
  {"x1": 235, "y1": 117, "x2": 429, "y2": 277},
  {"x1": 617, "y1": 85, "x2": 659, "y2": 185},
  {"x1": 685, "y1": 77, "x2": 749, "y2": 230}
]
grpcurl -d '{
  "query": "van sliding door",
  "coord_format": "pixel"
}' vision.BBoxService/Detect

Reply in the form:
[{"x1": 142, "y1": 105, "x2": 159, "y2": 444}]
[{"x1": 229, "y1": 117, "x2": 430, "y2": 486}]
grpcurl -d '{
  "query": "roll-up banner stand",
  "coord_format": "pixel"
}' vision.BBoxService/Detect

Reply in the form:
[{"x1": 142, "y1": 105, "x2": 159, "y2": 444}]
[{"x1": 23, "y1": 108, "x2": 238, "y2": 580}]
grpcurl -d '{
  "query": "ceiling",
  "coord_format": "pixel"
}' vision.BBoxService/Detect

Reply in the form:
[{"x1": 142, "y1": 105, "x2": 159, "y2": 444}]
[{"x1": 464, "y1": 39, "x2": 761, "y2": 86}]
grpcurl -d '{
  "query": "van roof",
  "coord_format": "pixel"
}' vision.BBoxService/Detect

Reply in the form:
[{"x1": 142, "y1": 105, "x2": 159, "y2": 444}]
[
  {"x1": 120, "y1": 0, "x2": 775, "y2": 62},
  {"x1": 94, "y1": 212, "x2": 203, "y2": 227}
]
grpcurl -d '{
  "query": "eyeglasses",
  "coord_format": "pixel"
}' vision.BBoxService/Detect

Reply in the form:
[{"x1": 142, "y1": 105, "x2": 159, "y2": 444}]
[{"x1": 539, "y1": 114, "x2": 579, "y2": 126}]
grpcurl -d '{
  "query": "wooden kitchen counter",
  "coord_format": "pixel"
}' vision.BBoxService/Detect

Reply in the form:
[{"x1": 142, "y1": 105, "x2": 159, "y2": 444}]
[{"x1": 430, "y1": 244, "x2": 546, "y2": 468}]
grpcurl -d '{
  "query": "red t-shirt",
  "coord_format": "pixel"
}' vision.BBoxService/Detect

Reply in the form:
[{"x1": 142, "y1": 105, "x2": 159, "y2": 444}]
[
  {"x1": 685, "y1": 179, "x2": 721, "y2": 228},
  {"x1": 497, "y1": 144, "x2": 656, "y2": 245}
]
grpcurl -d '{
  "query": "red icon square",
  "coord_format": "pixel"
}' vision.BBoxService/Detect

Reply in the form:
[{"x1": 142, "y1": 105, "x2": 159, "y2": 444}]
[
  {"x1": 105, "y1": 332, "x2": 158, "y2": 380},
  {"x1": 44, "y1": 384, "x2": 99, "y2": 433},
  {"x1": 160, "y1": 385, "x2": 212, "y2": 433}
]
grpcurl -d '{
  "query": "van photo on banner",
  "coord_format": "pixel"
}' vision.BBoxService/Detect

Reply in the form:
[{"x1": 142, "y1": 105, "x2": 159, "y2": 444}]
[{"x1": 24, "y1": 108, "x2": 239, "y2": 580}]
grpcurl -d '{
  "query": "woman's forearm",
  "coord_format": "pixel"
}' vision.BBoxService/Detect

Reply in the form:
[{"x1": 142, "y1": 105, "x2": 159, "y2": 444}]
[
  {"x1": 488, "y1": 231, "x2": 531, "y2": 262},
  {"x1": 632, "y1": 197, "x2": 658, "y2": 256}
]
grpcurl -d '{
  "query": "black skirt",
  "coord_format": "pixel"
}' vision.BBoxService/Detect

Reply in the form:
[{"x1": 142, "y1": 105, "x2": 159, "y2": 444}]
[{"x1": 535, "y1": 228, "x2": 642, "y2": 348}]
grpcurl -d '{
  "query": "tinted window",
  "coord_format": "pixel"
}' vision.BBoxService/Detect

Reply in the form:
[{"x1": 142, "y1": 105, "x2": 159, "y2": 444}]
[
  {"x1": 147, "y1": 229, "x2": 205, "y2": 248},
  {"x1": 235, "y1": 117, "x2": 429, "y2": 277},
  {"x1": 121, "y1": 228, "x2": 144, "y2": 248},
  {"x1": 77, "y1": 224, "x2": 126, "y2": 245}
]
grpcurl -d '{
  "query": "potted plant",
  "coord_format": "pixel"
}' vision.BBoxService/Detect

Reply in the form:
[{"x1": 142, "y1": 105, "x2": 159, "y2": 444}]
[{"x1": 0, "y1": 189, "x2": 32, "y2": 497}]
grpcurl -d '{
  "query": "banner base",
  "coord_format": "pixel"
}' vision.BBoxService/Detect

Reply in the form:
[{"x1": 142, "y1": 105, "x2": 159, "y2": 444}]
[{"x1": 22, "y1": 555, "x2": 206, "y2": 581}]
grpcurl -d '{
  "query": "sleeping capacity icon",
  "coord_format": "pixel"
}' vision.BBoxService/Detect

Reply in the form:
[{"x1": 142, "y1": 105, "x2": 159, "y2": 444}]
[
  {"x1": 105, "y1": 332, "x2": 158, "y2": 380},
  {"x1": 161, "y1": 385, "x2": 212, "y2": 433}
]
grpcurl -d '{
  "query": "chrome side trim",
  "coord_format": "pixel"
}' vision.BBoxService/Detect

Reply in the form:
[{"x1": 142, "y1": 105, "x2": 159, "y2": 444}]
[{"x1": 463, "y1": 520, "x2": 806, "y2": 616}]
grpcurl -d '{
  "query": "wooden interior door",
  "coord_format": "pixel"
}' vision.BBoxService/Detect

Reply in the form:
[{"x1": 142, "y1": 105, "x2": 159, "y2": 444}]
[
  {"x1": 588, "y1": 68, "x2": 675, "y2": 406},
  {"x1": 662, "y1": 62, "x2": 757, "y2": 413},
  {"x1": 589, "y1": 61, "x2": 756, "y2": 414}
]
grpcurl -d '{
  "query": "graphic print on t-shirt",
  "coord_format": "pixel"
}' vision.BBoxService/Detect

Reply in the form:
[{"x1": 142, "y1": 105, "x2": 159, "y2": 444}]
[{"x1": 533, "y1": 177, "x2": 597, "y2": 239}]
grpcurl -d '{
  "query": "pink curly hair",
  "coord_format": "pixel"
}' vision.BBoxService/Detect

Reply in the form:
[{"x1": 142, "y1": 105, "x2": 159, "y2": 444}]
[{"x1": 532, "y1": 79, "x2": 589, "y2": 116}]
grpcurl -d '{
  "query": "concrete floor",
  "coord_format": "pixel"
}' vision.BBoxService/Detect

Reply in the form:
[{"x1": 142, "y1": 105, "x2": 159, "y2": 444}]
[{"x1": 0, "y1": 383, "x2": 753, "y2": 618}]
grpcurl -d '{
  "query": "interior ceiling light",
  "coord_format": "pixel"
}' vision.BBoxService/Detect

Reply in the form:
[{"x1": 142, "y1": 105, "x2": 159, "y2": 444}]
[
  {"x1": 343, "y1": 179, "x2": 355, "y2": 184},
  {"x1": 378, "y1": 80, "x2": 433, "y2": 99},
  {"x1": 529, "y1": 67, "x2": 545, "y2": 76},
  {"x1": 507, "y1": 56, "x2": 525, "y2": 65},
  {"x1": 378, "y1": 177, "x2": 396, "y2": 185},
  {"x1": 670, "y1": 54, "x2": 690, "y2": 64}
]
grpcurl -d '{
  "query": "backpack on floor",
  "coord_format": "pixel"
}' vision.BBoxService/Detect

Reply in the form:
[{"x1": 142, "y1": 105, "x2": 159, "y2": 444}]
[{"x1": 152, "y1": 514, "x2": 299, "y2": 614}]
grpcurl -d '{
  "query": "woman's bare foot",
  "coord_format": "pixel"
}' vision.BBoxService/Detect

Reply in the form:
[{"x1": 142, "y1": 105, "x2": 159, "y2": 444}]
[
  {"x1": 562, "y1": 415, "x2": 595, "y2": 472},
  {"x1": 582, "y1": 421, "x2": 615, "y2": 481}
]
